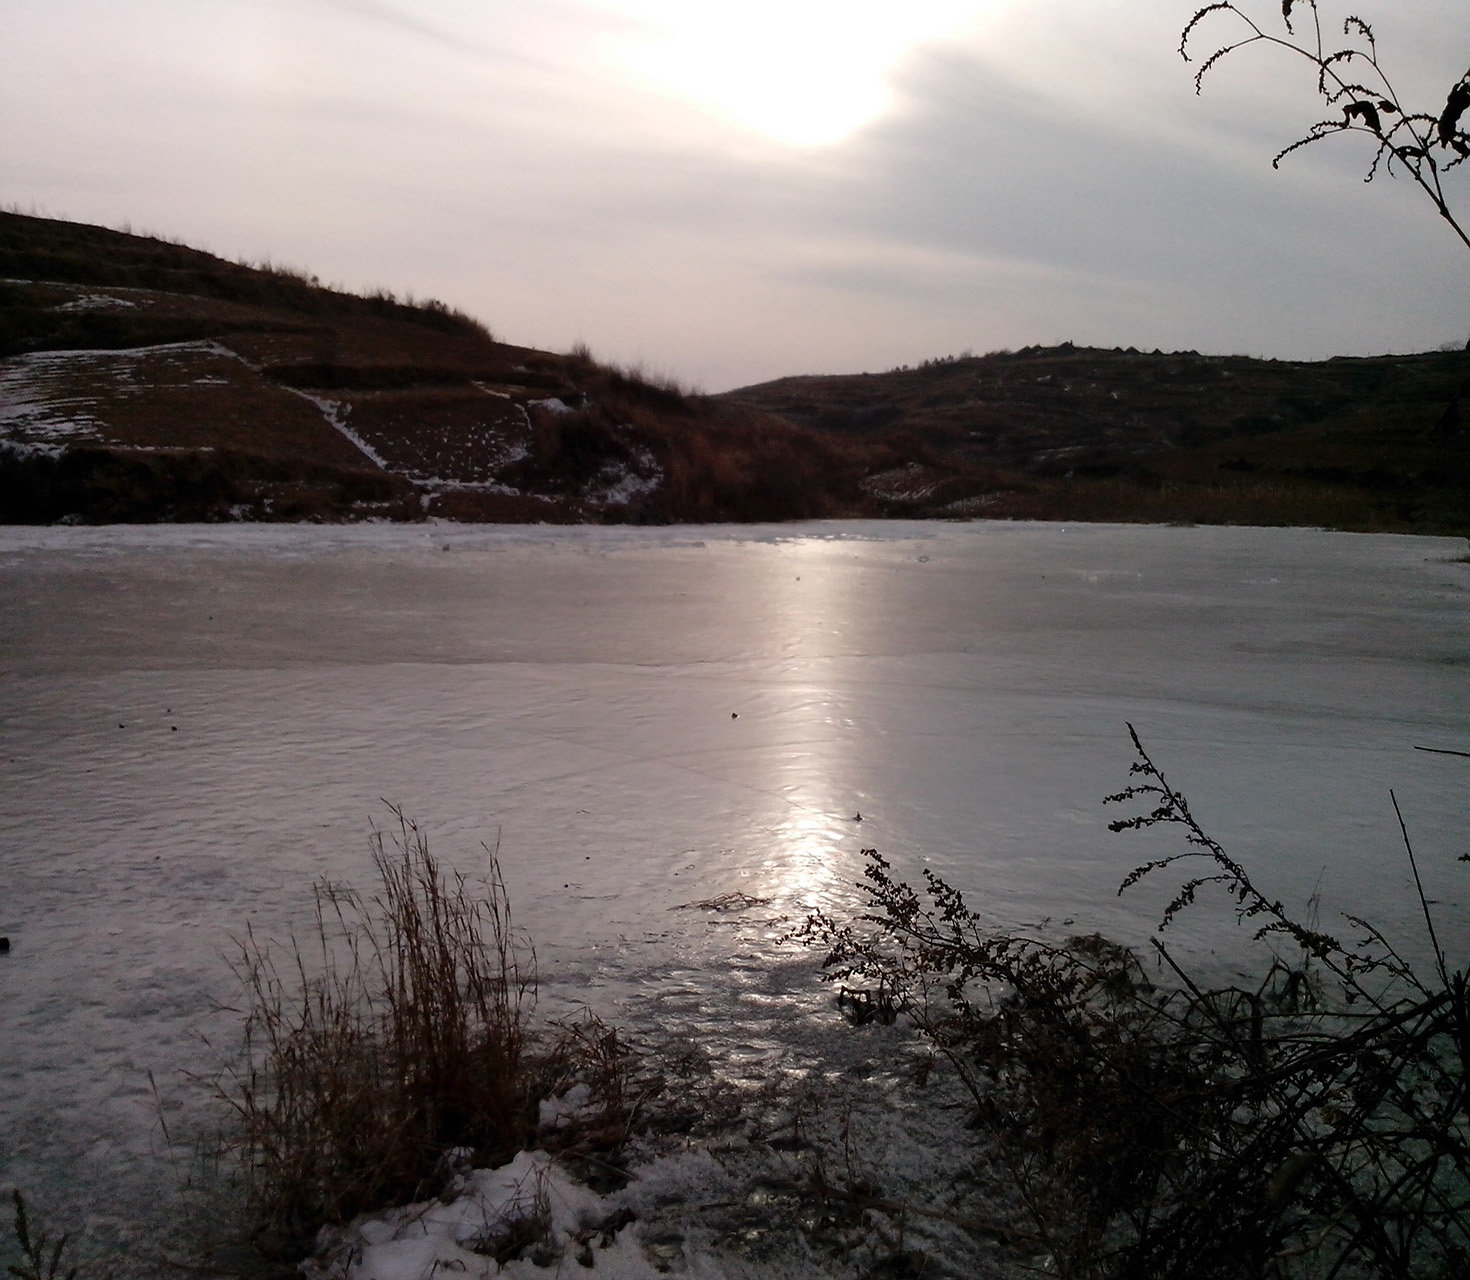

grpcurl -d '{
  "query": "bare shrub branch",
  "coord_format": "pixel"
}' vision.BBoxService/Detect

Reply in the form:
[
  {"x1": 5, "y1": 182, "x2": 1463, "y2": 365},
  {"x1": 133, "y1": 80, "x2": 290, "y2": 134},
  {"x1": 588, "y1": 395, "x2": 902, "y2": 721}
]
[
  {"x1": 1182, "y1": 2, "x2": 1470, "y2": 253},
  {"x1": 791, "y1": 730, "x2": 1470, "y2": 1278}
]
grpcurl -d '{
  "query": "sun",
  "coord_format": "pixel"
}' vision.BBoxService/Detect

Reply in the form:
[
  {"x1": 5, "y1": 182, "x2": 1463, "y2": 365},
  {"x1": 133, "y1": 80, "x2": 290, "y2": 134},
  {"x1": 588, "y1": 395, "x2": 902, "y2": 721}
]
[{"x1": 603, "y1": 0, "x2": 987, "y2": 147}]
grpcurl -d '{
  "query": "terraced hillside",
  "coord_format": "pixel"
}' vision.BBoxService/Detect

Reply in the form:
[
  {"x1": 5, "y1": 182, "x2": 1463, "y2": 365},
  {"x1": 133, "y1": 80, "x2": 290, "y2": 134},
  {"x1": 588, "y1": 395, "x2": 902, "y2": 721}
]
[
  {"x1": 2, "y1": 212, "x2": 1467, "y2": 531},
  {"x1": 0, "y1": 214, "x2": 866, "y2": 524}
]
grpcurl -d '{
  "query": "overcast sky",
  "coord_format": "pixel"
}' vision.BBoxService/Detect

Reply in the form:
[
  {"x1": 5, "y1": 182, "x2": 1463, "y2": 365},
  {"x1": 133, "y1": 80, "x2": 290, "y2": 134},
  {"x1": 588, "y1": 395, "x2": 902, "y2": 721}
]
[{"x1": 3, "y1": 0, "x2": 1467, "y2": 390}]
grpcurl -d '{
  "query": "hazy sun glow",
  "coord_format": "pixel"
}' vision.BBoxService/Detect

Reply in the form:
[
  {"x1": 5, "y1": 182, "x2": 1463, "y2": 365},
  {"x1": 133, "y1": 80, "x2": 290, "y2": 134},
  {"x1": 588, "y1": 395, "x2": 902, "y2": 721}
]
[{"x1": 601, "y1": 0, "x2": 985, "y2": 146}]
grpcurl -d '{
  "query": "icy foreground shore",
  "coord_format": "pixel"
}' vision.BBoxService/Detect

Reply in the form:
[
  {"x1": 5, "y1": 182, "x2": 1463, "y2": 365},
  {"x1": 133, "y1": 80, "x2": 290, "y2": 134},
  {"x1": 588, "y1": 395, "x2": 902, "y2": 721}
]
[
  {"x1": 304, "y1": 1070, "x2": 996, "y2": 1280},
  {"x1": 0, "y1": 520, "x2": 1466, "y2": 1276},
  {"x1": 314, "y1": 1149, "x2": 659, "y2": 1280},
  {"x1": 296, "y1": 1010, "x2": 1016, "y2": 1280}
]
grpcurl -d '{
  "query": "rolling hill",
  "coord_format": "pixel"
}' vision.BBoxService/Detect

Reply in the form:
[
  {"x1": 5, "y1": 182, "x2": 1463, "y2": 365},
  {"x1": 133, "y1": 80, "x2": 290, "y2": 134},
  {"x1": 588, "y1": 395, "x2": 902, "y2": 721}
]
[
  {"x1": 719, "y1": 343, "x2": 1470, "y2": 532},
  {"x1": 0, "y1": 213, "x2": 863, "y2": 524},
  {"x1": 2, "y1": 212, "x2": 1466, "y2": 532}
]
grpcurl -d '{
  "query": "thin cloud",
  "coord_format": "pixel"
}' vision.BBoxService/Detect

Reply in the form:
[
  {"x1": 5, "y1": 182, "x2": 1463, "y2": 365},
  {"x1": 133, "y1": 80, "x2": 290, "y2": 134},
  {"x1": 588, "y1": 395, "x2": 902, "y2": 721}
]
[
  {"x1": 293, "y1": 0, "x2": 571, "y2": 74},
  {"x1": 0, "y1": 0, "x2": 1465, "y2": 389}
]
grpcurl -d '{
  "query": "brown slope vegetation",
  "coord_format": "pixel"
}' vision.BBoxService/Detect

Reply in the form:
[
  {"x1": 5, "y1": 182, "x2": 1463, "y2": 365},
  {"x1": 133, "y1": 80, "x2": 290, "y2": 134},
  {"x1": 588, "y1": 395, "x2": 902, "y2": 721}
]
[
  {"x1": 722, "y1": 343, "x2": 1470, "y2": 533},
  {"x1": 0, "y1": 213, "x2": 880, "y2": 524},
  {"x1": 4, "y1": 212, "x2": 1467, "y2": 530}
]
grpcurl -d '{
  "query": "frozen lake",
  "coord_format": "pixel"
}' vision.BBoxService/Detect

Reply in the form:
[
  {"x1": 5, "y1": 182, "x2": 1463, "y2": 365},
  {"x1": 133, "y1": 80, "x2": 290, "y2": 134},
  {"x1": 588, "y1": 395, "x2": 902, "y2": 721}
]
[{"x1": 1, "y1": 520, "x2": 1467, "y2": 1265}]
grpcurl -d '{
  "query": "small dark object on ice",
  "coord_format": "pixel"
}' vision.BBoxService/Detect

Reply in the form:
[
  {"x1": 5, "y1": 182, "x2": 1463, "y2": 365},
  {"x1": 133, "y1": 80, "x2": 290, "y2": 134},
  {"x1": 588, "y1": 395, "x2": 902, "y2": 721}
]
[
  {"x1": 853, "y1": 812, "x2": 862, "y2": 822},
  {"x1": 0, "y1": 937, "x2": 9, "y2": 953},
  {"x1": 837, "y1": 984, "x2": 899, "y2": 1026},
  {"x1": 731, "y1": 712, "x2": 738, "y2": 719},
  {"x1": 669, "y1": 891, "x2": 773, "y2": 912}
]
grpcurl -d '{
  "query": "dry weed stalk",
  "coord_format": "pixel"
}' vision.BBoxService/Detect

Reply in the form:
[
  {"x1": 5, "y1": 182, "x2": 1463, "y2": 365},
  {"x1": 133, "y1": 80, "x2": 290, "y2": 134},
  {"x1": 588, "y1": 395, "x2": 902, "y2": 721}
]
[
  {"x1": 216, "y1": 809, "x2": 547, "y2": 1248},
  {"x1": 794, "y1": 727, "x2": 1469, "y2": 1278},
  {"x1": 6, "y1": 1191, "x2": 80, "y2": 1280},
  {"x1": 1182, "y1": 2, "x2": 1470, "y2": 254}
]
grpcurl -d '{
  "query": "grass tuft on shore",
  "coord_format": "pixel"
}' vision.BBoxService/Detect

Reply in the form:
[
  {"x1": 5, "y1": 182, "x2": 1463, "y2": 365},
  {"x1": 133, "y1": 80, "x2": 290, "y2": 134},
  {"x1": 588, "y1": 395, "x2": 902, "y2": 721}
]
[{"x1": 213, "y1": 810, "x2": 630, "y2": 1256}]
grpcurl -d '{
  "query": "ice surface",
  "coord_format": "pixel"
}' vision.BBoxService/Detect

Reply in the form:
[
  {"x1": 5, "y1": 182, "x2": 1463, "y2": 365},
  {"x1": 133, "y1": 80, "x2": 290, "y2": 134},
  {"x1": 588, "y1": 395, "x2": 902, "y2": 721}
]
[{"x1": 0, "y1": 520, "x2": 1466, "y2": 1271}]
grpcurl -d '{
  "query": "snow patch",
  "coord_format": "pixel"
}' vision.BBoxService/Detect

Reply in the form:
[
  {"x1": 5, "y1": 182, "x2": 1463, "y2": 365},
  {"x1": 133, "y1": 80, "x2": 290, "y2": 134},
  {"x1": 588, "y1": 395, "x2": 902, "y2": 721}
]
[
  {"x1": 284, "y1": 388, "x2": 391, "y2": 470},
  {"x1": 0, "y1": 339, "x2": 289, "y2": 456},
  {"x1": 305, "y1": 1150, "x2": 646, "y2": 1280},
  {"x1": 52, "y1": 293, "x2": 138, "y2": 312},
  {"x1": 860, "y1": 463, "x2": 941, "y2": 503},
  {"x1": 414, "y1": 477, "x2": 526, "y2": 497},
  {"x1": 301, "y1": 1040, "x2": 1027, "y2": 1280},
  {"x1": 5, "y1": 338, "x2": 226, "y2": 360},
  {"x1": 537, "y1": 1082, "x2": 593, "y2": 1131},
  {"x1": 0, "y1": 437, "x2": 67, "y2": 461},
  {"x1": 0, "y1": 349, "x2": 107, "y2": 446},
  {"x1": 580, "y1": 444, "x2": 661, "y2": 507},
  {"x1": 938, "y1": 493, "x2": 1001, "y2": 515}
]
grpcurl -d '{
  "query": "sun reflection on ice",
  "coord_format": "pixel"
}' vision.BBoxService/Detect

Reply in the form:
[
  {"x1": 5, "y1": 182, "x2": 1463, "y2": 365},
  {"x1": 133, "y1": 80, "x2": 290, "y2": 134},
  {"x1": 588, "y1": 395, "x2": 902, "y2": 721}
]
[
  {"x1": 745, "y1": 541, "x2": 872, "y2": 916},
  {"x1": 766, "y1": 808, "x2": 854, "y2": 909}
]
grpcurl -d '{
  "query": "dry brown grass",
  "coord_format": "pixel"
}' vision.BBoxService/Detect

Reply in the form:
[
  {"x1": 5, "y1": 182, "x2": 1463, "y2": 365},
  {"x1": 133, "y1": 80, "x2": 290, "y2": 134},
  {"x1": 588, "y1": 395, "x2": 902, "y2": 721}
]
[
  {"x1": 217, "y1": 812, "x2": 558, "y2": 1252},
  {"x1": 212, "y1": 811, "x2": 674, "y2": 1261},
  {"x1": 642, "y1": 407, "x2": 882, "y2": 522}
]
